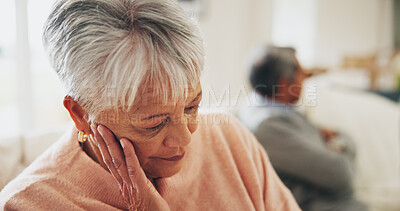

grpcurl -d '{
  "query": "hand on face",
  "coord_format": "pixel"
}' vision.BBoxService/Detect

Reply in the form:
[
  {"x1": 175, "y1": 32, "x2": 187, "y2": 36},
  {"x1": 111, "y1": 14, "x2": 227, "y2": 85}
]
[
  {"x1": 90, "y1": 124, "x2": 170, "y2": 211},
  {"x1": 92, "y1": 86, "x2": 202, "y2": 179},
  {"x1": 65, "y1": 83, "x2": 201, "y2": 206}
]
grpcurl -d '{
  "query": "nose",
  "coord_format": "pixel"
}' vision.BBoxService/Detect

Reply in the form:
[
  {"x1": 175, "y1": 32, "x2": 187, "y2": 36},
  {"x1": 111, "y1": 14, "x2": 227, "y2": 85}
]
[{"x1": 163, "y1": 115, "x2": 192, "y2": 148}]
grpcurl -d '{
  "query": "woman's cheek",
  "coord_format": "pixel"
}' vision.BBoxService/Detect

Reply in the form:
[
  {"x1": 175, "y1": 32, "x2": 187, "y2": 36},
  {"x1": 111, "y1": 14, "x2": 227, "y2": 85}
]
[
  {"x1": 132, "y1": 141, "x2": 161, "y2": 164},
  {"x1": 132, "y1": 132, "x2": 167, "y2": 153}
]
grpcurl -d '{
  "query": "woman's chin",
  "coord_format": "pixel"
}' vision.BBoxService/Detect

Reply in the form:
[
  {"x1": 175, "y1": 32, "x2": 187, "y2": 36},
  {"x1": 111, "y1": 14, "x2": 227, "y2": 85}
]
[{"x1": 144, "y1": 159, "x2": 184, "y2": 179}]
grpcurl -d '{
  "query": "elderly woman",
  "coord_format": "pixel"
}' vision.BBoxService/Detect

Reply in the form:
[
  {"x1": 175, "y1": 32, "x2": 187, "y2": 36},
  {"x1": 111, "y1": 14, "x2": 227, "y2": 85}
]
[{"x1": 0, "y1": 0, "x2": 299, "y2": 210}]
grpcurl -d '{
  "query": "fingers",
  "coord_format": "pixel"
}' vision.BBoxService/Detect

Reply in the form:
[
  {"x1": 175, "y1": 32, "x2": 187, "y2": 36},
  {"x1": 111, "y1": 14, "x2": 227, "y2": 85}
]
[
  {"x1": 97, "y1": 125, "x2": 131, "y2": 179},
  {"x1": 91, "y1": 124, "x2": 156, "y2": 205},
  {"x1": 120, "y1": 138, "x2": 149, "y2": 199},
  {"x1": 91, "y1": 124, "x2": 124, "y2": 186},
  {"x1": 120, "y1": 139, "x2": 146, "y2": 184},
  {"x1": 91, "y1": 124, "x2": 168, "y2": 210},
  {"x1": 92, "y1": 124, "x2": 144, "y2": 202}
]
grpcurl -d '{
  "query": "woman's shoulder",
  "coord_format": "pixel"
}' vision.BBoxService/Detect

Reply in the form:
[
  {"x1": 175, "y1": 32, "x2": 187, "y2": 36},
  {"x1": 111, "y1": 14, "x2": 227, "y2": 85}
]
[
  {"x1": 195, "y1": 112, "x2": 262, "y2": 159},
  {"x1": 0, "y1": 131, "x2": 69, "y2": 207},
  {"x1": 188, "y1": 113, "x2": 300, "y2": 210},
  {"x1": 0, "y1": 130, "x2": 76, "y2": 197},
  {"x1": 198, "y1": 112, "x2": 256, "y2": 139},
  {"x1": 0, "y1": 175, "x2": 122, "y2": 210},
  {"x1": 0, "y1": 128, "x2": 125, "y2": 210},
  {"x1": 0, "y1": 174, "x2": 75, "y2": 210}
]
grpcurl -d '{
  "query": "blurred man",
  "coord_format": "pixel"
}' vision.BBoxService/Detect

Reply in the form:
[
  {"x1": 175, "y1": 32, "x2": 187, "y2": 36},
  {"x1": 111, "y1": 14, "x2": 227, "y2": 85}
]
[{"x1": 239, "y1": 46, "x2": 368, "y2": 211}]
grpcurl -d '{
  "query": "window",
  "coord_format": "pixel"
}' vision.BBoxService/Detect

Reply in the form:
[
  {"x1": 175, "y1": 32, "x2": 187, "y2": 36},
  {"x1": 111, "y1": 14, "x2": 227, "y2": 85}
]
[
  {"x1": 0, "y1": 0, "x2": 69, "y2": 138},
  {"x1": 0, "y1": 0, "x2": 18, "y2": 138}
]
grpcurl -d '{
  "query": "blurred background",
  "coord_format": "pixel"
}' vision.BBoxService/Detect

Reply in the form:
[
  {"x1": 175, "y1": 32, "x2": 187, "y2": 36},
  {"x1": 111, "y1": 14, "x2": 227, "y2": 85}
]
[{"x1": 0, "y1": 0, "x2": 399, "y2": 210}]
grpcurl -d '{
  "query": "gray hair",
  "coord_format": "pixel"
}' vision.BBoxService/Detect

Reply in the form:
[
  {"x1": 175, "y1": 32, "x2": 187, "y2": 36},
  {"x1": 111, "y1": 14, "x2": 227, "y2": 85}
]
[
  {"x1": 43, "y1": 0, "x2": 204, "y2": 120},
  {"x1": 249, "y1": 46, "x2": 297, "y2": 97}
]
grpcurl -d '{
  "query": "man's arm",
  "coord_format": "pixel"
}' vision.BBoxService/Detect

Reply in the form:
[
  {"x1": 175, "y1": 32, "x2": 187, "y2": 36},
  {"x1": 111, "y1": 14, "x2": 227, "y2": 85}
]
[
  {"x1": 254, "y1": 116, "x2": 355, "y2": 194},
  {"x1": 320, "y1": 128, "x2": 357, "y2": 162}
]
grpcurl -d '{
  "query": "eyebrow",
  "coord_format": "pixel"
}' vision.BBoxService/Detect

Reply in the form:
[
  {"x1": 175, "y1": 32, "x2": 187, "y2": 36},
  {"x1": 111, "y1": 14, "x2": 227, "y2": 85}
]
[
  {"x1": 141, "y1": 91, "x2": 202, "y2": 121},
  {"x1": 188, "y1": 91, "x2": 202, "y2": 105}
]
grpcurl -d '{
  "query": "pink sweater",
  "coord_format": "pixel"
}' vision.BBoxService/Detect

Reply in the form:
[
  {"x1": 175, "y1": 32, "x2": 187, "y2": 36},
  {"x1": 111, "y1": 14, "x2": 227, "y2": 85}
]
[{"x1": 0, "y1": 113, "x2": 300, "y2": 210}]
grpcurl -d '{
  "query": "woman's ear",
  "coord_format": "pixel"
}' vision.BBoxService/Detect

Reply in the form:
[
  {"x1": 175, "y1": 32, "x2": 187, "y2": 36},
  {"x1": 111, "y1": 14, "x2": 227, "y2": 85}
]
[{"x1": 63, "y1": 96, "x2": 91, "y2": 134}]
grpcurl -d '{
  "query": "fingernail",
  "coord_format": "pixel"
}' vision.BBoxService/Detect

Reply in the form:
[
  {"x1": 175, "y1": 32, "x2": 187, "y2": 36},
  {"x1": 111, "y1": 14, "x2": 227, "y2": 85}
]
[
  {"x1": 97, "y1": 125, "x2": 104, "y2": 136},
  {"x1": 90, "y1": 124, "x2": 96, "y2": 134},
  {"x1": 120, "y1": 139, "x2": 126, "y2": 148}
]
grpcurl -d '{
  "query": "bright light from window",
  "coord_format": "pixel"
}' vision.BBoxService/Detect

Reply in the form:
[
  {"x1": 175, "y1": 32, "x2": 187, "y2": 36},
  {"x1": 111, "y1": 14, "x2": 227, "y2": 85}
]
[
  {"x1": 28, "y1": 0, "x2": 69, "y2": 131},
  {"x1": 0, "y1": 1, "x2": 18, "y2": 137},
  {"x1": 0, "y1": 0, "x2": 70, "y2": 138}
]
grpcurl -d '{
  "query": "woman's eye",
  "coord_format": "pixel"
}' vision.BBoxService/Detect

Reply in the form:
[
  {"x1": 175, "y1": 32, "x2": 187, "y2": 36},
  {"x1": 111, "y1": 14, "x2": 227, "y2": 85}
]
[
  {"x1": 185, "y1": 105, "x2": 199, "y2": 113},
  {"x1": 146, "y1": 118, "x2": 169, "y2": 131}
]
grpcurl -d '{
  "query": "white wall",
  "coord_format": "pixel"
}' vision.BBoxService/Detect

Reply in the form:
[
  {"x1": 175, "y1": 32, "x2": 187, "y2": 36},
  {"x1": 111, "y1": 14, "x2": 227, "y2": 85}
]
[
  {"x1": 198, "y1": 0, "x2": 274, "y2": 109},
  {"x1": 272, "y1": 0, "x2": 317, "y2": 67},
  {"x1": 196, "y1": 0, "x2": 394, "y2": 109},
  {"x1": 272, "y1": 0, "x2": 393, "y2": 68},
  {"x1": 313, "y1": 0, "x2": 393, "y2": 67}
]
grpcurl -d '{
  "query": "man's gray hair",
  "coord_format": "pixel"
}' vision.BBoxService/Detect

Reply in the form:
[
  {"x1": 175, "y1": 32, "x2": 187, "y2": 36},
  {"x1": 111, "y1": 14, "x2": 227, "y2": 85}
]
[
  {"x1": 43, "y1": 0, "x2": 204, "y2": 120},
  {"x1": 249, "y1": 46, "x2": 297, "y2": 97}
]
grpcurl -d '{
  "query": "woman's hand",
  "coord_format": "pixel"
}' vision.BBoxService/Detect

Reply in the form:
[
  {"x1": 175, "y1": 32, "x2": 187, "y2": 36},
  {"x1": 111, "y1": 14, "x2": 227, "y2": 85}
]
[{"x1": 90, "y1": 124, "x2": 169, "y2": 211}]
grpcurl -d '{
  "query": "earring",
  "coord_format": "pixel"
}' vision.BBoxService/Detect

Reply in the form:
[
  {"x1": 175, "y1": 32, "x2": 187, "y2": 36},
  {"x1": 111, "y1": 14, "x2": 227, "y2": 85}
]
[{"x1": 78, "y1": 131, "x2": 88, "y2": 143}]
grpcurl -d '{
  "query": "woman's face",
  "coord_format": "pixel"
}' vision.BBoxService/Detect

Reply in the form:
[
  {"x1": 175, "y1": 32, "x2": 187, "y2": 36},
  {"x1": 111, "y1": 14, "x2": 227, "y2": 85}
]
[{"x1": 95, "y1": 84, "x2": 202, "y2": 179}]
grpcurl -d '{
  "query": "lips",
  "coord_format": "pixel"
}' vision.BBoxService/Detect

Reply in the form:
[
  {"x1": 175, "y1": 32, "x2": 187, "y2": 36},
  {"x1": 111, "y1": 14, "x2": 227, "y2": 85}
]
[{"x1": 160, "y1": 152, "x2": 185, "y2": 162}]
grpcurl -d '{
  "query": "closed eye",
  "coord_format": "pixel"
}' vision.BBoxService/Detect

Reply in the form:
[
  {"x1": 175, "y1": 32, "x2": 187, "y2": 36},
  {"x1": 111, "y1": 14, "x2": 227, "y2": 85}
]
[
  {"x1": 185, "y1": 105, "x2": 199, "y2": 113},
  {"x1": 146, "y1": 118, "x2": 169, "y2": 131}
]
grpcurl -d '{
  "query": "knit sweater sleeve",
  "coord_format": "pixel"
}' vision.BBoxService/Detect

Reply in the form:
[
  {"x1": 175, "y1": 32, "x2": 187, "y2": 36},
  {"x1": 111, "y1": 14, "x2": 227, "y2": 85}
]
[
  {"x1": 3, "y1": 181, "x2": 85, "y2": 211},
  {"x1": 2, "y1": 176, "x2": 122, "y2": 211}
]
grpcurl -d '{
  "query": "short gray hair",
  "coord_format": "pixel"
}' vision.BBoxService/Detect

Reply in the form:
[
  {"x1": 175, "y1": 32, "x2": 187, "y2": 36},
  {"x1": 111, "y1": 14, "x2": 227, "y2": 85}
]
[
  {"x1": 43, "y1": 0, "x2": 204, "y2": 120},
  {"x1": 249, "y1": 46, "x2": 297, "y2": 97}
]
